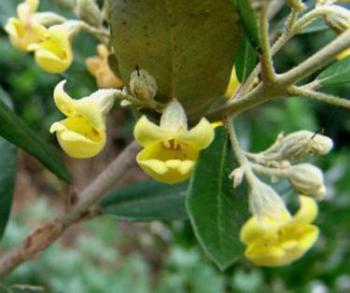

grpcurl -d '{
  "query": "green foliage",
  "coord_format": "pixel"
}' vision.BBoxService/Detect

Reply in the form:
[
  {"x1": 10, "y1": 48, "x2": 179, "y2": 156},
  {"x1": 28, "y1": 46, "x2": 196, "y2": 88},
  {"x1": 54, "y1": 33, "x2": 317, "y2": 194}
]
[
  {"x1": 235, "y1": 36, "x2": 258, "y2": 82},
  {"x1": 100, "y1": 181, "x2": 188, "y2": 221},
  {"x1": 317, "y1": 57, "x2": 350, "y2": 87},
  {"x1": 110, "y1": 0, "x2": 241, "y2": 117},
  {"x1": 0, "y1": 89, "x2": 17, "y2": 240},
  {"x1": 0, "y1": 92, "x2": 70, "y2": 182},
  {"x1": 186, "y1": 127, "x2": 249, "y2": 270},
  {"x1": 235, "y1": 0, "x2": 260, "y2": 49}
]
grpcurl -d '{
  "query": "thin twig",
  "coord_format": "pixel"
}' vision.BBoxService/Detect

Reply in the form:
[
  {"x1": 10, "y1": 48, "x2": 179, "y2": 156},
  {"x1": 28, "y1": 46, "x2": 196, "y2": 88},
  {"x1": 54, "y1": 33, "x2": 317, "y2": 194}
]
[
  {"x1": 260, "y1": 1, "x2": 277, "y2": 82},
  {"x1": 0, "y1": 141, "x2": 140, "y2": 278},
  {"x1": 288, "y1": 86, "x2": 350, "y2": 110}
]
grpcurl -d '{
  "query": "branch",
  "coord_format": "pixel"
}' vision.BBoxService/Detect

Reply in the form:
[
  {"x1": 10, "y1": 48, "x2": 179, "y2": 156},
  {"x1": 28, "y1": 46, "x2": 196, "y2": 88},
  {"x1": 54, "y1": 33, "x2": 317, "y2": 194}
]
[
  {"x1": 288, "y1": 86, "x2": 350, "y2": 110},
  {"x1": 278, "y1": 29, "x2": 350, "y2": 84},
  {"x1": 0, "y1": 141, "x2": 140, "y2": 278},
  {"x1": 260, "y1": 1, "x2": 277, "y2": 82}
]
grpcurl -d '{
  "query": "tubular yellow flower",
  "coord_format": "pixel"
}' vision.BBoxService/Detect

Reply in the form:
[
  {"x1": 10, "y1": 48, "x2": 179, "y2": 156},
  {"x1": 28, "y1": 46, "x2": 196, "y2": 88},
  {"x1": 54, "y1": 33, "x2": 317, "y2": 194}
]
[
  {"x1": 50, "y1": 80, "x2": 115, "y2": 158},
  {"x1": 240, "y1": 196, "x2": 319, "y2": 267},
  {"x1": 86, "y1": 44, "x2": 123, "y2": 89},
  {"x1": 134, "y1": 100, "x2": 214, "y2": 184},
  {"x1": 4, "y1": 0, "x2": 41, "y2": 51},
  {"x1": 28, "y1": 21, "x2": 79, "y2": 73}
]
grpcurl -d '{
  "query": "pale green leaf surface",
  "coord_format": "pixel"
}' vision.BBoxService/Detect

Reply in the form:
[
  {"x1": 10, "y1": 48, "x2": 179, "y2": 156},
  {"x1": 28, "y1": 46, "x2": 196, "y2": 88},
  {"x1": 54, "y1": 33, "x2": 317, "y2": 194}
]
[
  {"x1": 100, "y1": 180, "x2": 188, "y2": 221},
  {"x1": 186, "y1": 127, "x2": 249, "y2": 270},
  {"x1": 110, "y1": 0, "x2": 241, "y2": 117}
]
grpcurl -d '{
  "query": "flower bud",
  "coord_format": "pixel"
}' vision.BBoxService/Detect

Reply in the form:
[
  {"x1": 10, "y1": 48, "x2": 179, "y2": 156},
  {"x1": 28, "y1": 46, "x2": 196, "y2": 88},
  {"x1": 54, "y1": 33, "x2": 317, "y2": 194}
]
[
  {"x1": 287, "y1": 0, "x2": 307, "y2": 12},
  {"x1": 288, "y1": 164, "x2": 326, "y2": 199},
  {"x1": 54, "y1": 0, "x2": 76, "y2": 10},
  {"x1": 229, "y1": 167, "x2": 244, "y2": 188},
  {"x1": 75, "y1": 0, "x2": 102, "y2": 27},
  {"x1": 129, "y1": 68, "x2": 158, "y2": 101},
  {"x1": 249, "y1": 177, "x2": 290, "y2": 221},
  {"x1": 264, "y1": 130, "x2": 333, "y2": 161}
]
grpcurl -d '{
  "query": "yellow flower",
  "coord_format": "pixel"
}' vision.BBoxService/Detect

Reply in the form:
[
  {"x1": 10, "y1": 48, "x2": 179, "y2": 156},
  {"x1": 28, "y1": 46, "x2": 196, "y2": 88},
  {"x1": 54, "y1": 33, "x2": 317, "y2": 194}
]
[
  {"x1": 240, "y1": 196, "x2": 319, "y2": 267},
  {"x1": 134, "y1": 100, "x2": 214, "y2": 184},
  {"x1": 28, "y1": 21, "x2": 79, "y2": 73},
  {"x1": 50, "y1": 80, "x2": 115, "y2": 158},
  {"x1": 4, "y1": 0, "x2": 41, "y2": 51},
  {"x1": 86, "y1": 44, "x2": 123, "y2": 89},
  {"x1": 224, "y1": 67, "x2": 239, "y2": 99},
  {"x1": 337, "y1": 48, "x2": 350, "y2": 60}
]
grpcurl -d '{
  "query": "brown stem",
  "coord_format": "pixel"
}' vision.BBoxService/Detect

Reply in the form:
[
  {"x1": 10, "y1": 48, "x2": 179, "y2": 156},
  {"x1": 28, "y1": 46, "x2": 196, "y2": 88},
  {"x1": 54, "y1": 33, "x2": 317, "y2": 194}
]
[{"x1": 0, "y1": 141, "x2": 140, "y2": 278}]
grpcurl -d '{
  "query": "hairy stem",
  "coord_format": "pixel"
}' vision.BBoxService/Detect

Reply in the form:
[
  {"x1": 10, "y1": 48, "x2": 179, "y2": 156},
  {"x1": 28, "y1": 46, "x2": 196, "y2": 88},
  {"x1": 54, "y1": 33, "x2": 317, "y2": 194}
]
[
  {"x1": 288, "y1": 86, "x2": 350, "y2": 110},
  {"x1": 260, "y1": 1, "x2": 277, "y2": 82},
  {"x1": 0, "y1": 141, "x2": 140, "y2": 278}
]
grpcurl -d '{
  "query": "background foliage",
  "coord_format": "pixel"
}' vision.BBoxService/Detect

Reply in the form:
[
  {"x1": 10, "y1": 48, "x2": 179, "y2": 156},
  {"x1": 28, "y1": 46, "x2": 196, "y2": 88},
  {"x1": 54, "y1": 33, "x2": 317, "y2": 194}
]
[{"x1": 0, "y1": 0, "x2": 350, "y2": 292}]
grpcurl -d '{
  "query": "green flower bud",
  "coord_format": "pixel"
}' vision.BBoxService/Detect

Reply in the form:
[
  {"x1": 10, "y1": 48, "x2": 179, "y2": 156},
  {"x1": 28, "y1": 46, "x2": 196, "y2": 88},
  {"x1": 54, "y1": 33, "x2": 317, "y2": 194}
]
[
  {"x1": 288, "y1": 164, "x2": 326, "y2": 199},
  {"x1": 129, "y1": 68, "x2": 158, "y2": 101},
  {"x1": 75, "y1": 0, "x2": 102, "y2": 27}
]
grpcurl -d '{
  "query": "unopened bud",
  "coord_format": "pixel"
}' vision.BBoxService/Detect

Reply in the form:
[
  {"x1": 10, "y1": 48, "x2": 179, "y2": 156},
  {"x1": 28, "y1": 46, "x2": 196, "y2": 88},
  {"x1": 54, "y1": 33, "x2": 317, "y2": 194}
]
[
  {"x1": 229, "y1": 167, "x2": 245, "y2": 188},
  {"x1": 129, "y1": 68, "x2": 158, "y2": 101},
  {"x1": 323, "y1": 5, "x2": 350, "y2": 34},
  {"x1": 32, "y1": 12, "x2": 66, "y2": 26},
  {"x1": 75, "y1": 0, "x2": 102, "y2": 27},
  {"x1": 288, "y1": 164, "x2": 326, "y2": 199},
  {"x1": 54, "y1": 0, "x2": 76, "y2": 10},
  {"x1": 249, "y1": 178, "x2": 289, "y2": 221},
  {"x1": 160, "y1": 99, "x2": 187, "y2": 132},
  {"x1": 287, "y1": 0, "x2": 307, "y2": 12},
  {"x1": 264, "y1": 130, "x2": 333, "y2": 161},
  {"x1": 120, "y1": 99, "x2": 133, "y2": 107}
]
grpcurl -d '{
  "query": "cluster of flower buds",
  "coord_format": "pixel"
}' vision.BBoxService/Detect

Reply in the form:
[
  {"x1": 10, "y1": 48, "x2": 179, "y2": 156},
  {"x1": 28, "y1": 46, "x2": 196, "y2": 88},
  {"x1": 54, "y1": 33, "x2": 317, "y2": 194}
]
[
  {"x1": 237, "y1": 129, "x2": 334, "y2": 266},
  {"x1": 255, "y1": 130, "x2": 333, "y2": 163}
]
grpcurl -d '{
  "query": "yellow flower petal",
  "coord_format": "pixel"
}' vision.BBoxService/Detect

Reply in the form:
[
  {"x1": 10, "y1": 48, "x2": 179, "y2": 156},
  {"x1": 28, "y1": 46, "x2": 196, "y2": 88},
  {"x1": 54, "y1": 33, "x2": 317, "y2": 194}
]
[
  {"x1": 5, "y1": 17, "x2": 41, "y2": 52},
  {"x1": 134, "y1": 116, "x2": 169, "y2": 147},
  {"x1": 136, "y1": 142, "x2": 197, "y2": 184},
  {"x1": 53, "y1": 80, "x2": 77, "y2": 116},
  {"x1": 291, "y1": 196, "x2": 318, "y2": 225},
  {"x1": 50, "y1": 117, "x2": 105, "y2": 159},
  {"x1": 177, "y1": 118, "x2": 215, "y2": 149},
  {"x1": 50, "y1": 80, "x2": 114, "y2": 158},
  {"x1": 241, "y1": 195, "x2": 319, "y2": 267},
  {"x1": 337, "y1": 48, "x2": 350, "y2": 60},
  {"x1": 85, "y1": 44, "x2": 123, "y2": 88},
  {"x1": 30, "y1": 23, "x2": 73, "y2": 73},
  {"x1": 17, "y1": 0, "x2": 39, "y2": 21},
  {"x1": 224, "y1": 67, "x2": 239, "y2": 99}
]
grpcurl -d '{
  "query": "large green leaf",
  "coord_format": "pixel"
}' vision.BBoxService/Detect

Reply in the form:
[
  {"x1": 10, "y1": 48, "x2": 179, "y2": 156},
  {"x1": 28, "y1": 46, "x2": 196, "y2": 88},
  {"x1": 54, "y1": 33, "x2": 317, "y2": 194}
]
[
  {"x1": 110, "y1": 0, "x2": 241, "y2": 117},
  {"x1": 0, "y1": 88, "x2": 17, "y2": 239},
  {"x1": 235, "y1": 0, "x2": 260, "y2": 49},
  {"x1": 235, "y1": 35, "x2": 258, "y2": 82},
  {"x1": 317, "y1": 57, "x2": 350, "y2": 87},
  {"x1": 186, "y1": 126, "x2": 249, "y2": 270},
  {"x1": 0, "y1": 96, "x2": 70, "y2": 182},
  {"x1": 100, "y1": 180, "x2": 188, "y2": 221}
]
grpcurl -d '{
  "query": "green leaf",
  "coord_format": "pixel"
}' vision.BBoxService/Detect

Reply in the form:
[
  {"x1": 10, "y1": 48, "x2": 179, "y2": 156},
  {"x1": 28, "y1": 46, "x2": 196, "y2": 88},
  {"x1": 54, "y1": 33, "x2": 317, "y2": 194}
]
[
  {"x1": 100, "y1": 181, "x2": 188, "y2": 221},
  {"x1": 235, "y1": 35, "x2": 258, "y2": 82},
  {"x1": 110, "y1": 0, "x2": 241, "y2": 117},
  {"x1": 236, "y1": 0, "x2": 260, "y2": 49},
  {"x1": 186, "y1": 127, "x2": 249, "y2": 270},
  {"x1": 317, "y1": 57, "x2": 350, "y2": 87},
  {"x1": 0, "y1": 94, "x2": 70, "y2": 182},
  {"x1": 0, "y1": 88, "x2": 17, "y2": 240}
]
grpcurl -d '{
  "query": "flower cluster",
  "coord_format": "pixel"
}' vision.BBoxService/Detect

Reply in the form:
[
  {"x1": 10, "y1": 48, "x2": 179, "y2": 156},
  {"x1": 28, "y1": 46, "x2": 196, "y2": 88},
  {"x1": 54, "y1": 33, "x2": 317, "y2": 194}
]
[
  {"x1": 235, "y1": 130, "x2": 333, "y2": 266},
  {"x1": 4, "y1": 0, "x2": 120, "y2": 87}
]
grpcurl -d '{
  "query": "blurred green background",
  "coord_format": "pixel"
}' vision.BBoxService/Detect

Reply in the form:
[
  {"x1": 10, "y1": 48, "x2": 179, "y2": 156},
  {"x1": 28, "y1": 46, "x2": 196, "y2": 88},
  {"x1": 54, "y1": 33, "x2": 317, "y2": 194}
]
[{"x1": 1, "y1": 1, "x2": 350, "y2": 292}]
